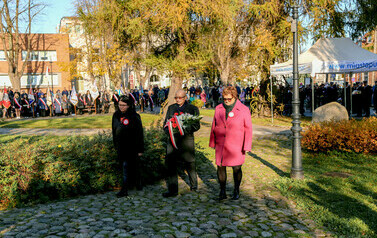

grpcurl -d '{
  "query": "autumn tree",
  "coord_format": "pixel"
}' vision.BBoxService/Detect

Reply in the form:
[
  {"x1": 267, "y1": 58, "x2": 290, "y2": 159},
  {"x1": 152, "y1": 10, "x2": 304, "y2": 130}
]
[
  {"x1": 57, "y1": 0, "x2": 129, "y2": 91},
  {"x1": 201, "y1": 0, "x2": 254, "y2": 85},
  {"x1": 104, "y1": 0, "x2": 154, "y2": 89},
  {"x1": 0, "y1": 0, "x2": 45, "y2": 90}
]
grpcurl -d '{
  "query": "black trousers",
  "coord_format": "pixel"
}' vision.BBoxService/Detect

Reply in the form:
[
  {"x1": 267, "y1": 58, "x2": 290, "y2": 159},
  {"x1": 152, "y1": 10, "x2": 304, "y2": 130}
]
[
  {"x1": 118, "y1": 153, "x2": 141, "y2": 189},
  {"x1": 40, "y1": 109, "x2": 46, "y2": 117},
  {"x1": 165, "y1": 155, "x2": 197, "y2": 193}
]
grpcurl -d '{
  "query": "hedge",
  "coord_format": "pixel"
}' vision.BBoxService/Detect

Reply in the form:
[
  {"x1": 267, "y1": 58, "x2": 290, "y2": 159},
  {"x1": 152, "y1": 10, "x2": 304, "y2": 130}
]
[
  {"x1": 302, "y1": 117, "x2": 377, "y2": 154},
  {"x1": 0, "y1": 127, "x2": 167, "y2": 210}
]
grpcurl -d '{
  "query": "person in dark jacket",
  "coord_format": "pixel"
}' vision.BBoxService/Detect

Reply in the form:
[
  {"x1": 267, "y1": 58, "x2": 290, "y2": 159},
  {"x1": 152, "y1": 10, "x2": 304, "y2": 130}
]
[
  {"x1": 362, "y1": 81, "x2": 372, "y2": 117},
  {"x1": 162, "y1": 89, "x2": 201, "y2": 197},
  {"x1": 38, "y1": 94, "x2": 48, "y2": 117},
  {"x1": 373, "y1": 81, "x2": 377, "y2": 114},
  {"x1": 112, "y1": 95, "x2": 144, "y2": 197},
  {"x1": 112, "y1": 91, "x2": 120, "y2": 111}
]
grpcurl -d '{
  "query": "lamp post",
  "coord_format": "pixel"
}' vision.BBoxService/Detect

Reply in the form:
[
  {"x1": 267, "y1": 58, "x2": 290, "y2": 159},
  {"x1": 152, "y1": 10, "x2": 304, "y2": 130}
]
[
  {"x1": 50, "y1": 61, "x2": 53, "y2": 94},
  {"x1": 290, "y1": 3, "x2": 304, "y2": 179}
]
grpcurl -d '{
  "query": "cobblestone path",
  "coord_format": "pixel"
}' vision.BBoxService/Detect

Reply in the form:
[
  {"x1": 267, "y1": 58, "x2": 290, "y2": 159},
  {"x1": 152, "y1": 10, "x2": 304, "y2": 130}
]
[{"x1": 0, "y1": 181, "x2": 329, "y2": 238}]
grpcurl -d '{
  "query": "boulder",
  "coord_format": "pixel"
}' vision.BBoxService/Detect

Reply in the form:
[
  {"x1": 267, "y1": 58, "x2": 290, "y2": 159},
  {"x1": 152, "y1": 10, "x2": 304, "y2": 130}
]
[{"x1": 312, "y1": 102, "x2": 349, "y2": 123}]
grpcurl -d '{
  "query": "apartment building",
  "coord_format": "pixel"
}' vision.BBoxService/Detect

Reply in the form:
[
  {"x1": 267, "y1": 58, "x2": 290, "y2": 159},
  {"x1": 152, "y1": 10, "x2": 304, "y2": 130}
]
[{"x1": 0, "y1": 33, "x2": 70, "y2": 91}]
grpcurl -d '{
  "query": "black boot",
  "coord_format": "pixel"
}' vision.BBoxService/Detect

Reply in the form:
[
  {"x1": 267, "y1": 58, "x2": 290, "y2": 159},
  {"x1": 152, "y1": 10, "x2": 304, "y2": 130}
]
[
  {"x1": 162, "y1": 191, "x2": 178, "y2": 197},
  {"x1": 219, "y1": 188, "x2": 227, "y2": 201},
  {"x1": 136, "y1": 180, "x2": 143, "y2": 191},
  {"x1": 116, "y1": 187, "x2": 128, "y2": 198},
  {"x1": 232, "y1": 188, "x2": 240, "y2": 200}
]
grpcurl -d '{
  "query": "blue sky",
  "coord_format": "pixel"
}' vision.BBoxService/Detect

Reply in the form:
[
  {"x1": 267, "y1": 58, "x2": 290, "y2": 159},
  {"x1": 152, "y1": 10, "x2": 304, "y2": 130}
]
[{"x1": 33, "y1": 0, "x2": 75, "y2": 33}]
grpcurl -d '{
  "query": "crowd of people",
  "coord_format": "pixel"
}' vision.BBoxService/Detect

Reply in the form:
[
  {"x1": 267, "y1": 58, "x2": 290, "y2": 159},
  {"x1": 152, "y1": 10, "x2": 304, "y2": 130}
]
[
  {"x1": 296, "y1": 80, "x2": 377, "y2": 117},
  {"x1": 0, "y1": 87, "x2": 115, "y2": 119},
  {"x1": 2, "y1": 79, "x2": 377, "y2": 119}
]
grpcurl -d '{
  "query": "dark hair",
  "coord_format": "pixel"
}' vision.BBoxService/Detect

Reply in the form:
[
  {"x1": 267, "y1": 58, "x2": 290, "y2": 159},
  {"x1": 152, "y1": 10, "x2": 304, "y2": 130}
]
[{"x1": 119, "y1": 95, "x2": 135, "y2": 111}]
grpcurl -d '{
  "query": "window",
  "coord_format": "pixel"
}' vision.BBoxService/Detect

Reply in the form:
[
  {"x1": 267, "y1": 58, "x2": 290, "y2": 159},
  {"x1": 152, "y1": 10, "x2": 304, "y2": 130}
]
[
  {"x1": 0, "y1": 51, "x2": 6, "y2": 61},
  {"x1": 65, "y1": 23, "x2": 72, "y2": 33},
  {"x1": 22, "y1": 51, "x2": 57, "y2": 61}
]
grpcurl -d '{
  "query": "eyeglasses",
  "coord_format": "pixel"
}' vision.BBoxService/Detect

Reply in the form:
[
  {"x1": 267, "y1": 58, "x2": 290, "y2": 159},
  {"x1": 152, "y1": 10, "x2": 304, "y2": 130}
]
[
  {"x1": 174, "y1": 96, "x2": 185, "y2": 99},
  {"x1": 119, "y1": 104, "x2": 129, "y2": 107},
  {"x1": 223, "y1": 98, "x2": 233, "y2": 102}
]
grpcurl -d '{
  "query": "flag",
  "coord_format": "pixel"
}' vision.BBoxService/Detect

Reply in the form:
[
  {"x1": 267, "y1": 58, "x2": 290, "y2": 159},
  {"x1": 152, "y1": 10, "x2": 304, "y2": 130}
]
[
  {"x1": 28, "y1": 88, "x2": 35, "y2": 104},
  {"x1": 46, "y1": 87, "x2": 52, "y2": 106},
  {"x1": 2, "y1": 86, "x2": 11, "y2": 109},
  {"x1": 120, "y1": 83, "x2": 125, "y2": 96},
  {"x1": 90, "y1": 81, "x2": 99, "y2": 99},
  {"x1": 70, "y1": 85, "x2": 78, "y2": 105}
]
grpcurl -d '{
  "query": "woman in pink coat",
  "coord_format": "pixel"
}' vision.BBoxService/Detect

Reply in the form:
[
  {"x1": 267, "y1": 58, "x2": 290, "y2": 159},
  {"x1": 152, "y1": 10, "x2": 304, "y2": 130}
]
[{"x1": 209, "y1": 86, "x2": 252, "y2": 200}]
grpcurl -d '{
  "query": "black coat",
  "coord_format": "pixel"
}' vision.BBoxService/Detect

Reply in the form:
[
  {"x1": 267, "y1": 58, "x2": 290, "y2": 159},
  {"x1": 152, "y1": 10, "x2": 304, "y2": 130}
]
[
  {"x1": 112, "y1": 110, "x2": 144, "y2": 159},
  {"x1": 164, "y1": 102, "x2": 200, "y2": 162}
]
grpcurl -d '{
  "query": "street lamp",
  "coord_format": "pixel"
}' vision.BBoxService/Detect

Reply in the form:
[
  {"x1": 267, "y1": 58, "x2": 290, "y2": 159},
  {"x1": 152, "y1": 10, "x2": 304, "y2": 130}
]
[
  {"x1": 50, "y1": 61, "x2": 53, "y2": 94},
  {"x1": 290, "y1": 2, "x2": 304, "y2": 179}
]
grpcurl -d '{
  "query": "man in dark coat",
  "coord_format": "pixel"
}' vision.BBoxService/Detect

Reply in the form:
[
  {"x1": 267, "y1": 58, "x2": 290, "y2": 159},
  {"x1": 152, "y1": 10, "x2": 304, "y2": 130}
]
[
  {"x1": 362, "y1": 81, "x2": 372, "y2": 117},
  {"x1": 162, "y1": 89, "x2": 200, "y2": 197}
]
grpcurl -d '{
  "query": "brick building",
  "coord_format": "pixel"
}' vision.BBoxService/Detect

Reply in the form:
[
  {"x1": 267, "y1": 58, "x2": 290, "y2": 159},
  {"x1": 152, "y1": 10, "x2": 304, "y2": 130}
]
[
  {"x1": 0, "y1": 33, "x2": 71, "y2": 92},
  {"x1": 360, "y1": 31, "x2": 377, "y2": 84}
]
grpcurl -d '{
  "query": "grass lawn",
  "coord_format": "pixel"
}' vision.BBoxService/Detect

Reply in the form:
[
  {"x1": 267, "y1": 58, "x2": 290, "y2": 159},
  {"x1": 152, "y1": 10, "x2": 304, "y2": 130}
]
[
  {"x1": 276, "y1": 151, "x2": 377, "y2": 237},
  {"x1": 251, "y1": 116, "x2": 312, "y2": 128},
  {"x1": 0, "y1": 113, "x2": 160, "y2": 129},
  {"x1": 0, "y1": 108, "x2": 312, "y2": 129}
]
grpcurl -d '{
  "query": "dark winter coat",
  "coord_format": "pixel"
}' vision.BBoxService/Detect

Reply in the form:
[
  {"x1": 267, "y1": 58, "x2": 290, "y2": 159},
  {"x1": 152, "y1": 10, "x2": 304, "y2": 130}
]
[
  {"x1": 112, "y1": 109, "x2": 144, "y2": 160},
  {"x1": 163, "y1": 102, "x2": 200, "y2": 162}
]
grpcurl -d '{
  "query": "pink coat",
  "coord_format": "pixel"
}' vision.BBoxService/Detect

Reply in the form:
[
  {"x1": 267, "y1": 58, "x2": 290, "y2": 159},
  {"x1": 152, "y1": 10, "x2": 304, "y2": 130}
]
[{"x1": 209, "y1": 100, "x2": 253, "y2": 166}]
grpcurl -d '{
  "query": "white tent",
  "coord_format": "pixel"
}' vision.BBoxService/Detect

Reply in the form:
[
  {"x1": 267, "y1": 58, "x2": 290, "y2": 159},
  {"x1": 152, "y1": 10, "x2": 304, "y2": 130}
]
[{"x1": 270, "y1": 38, "x2": 377, "y2": 77}]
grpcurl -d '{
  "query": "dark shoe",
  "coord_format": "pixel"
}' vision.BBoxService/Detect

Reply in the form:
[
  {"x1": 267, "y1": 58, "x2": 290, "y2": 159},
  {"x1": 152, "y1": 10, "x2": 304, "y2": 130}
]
[
  {"x1": 219, "y1": 189, "x2": 227, "y2": 201},
  {"x1": 136, "y1": 183, "x2": 143, "y2": 191},
  {"x1": 232, "y1": 189, "x2": 240, "y2": 200},
  {"x1": 116, "y1": 190, "x2": 128, "y2": 198},
  {"x1": 162, "y1": 191, "x2": 178, "y2": 197}
]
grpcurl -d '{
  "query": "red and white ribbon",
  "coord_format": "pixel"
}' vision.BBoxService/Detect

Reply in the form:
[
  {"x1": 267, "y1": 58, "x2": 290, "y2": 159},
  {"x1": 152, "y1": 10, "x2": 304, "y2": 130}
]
[
  {"x1": 14, "y1": 98, "x2": 21, "y2": 109},
  {"x1": 113, "y1": 94, "x2": 119, "y2": 102},
  {"x1": 129, "y1": 93, "x2": 137, "y2": 105},
  {"x1": 39, "y1": 98, "x2": 47, "y2": 108},
  {"x1": 168, "y1": 120, "x2": 178, "y2": 149},
  {"x1": 174, "y1": 115, "x2": 184, "y2": 136},
  {"x1": 23, "y1": 99, "x2": 30, "y2": 108},
  {"x1": 54, "y1": 98, "x2": 61, "y2": 110}
]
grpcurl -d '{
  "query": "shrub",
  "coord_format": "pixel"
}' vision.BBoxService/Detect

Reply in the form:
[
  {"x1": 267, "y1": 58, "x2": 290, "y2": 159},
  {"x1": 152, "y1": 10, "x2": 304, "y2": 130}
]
[
  {"x1": 191, "y1": 99, "x2": 204, "y2": 108},
  {"x1": 302, "y1": 118, "x2": 377, "y2": 154},
  {"x1": 0, "y1": 127, "x2": 167, "y2": 210}
]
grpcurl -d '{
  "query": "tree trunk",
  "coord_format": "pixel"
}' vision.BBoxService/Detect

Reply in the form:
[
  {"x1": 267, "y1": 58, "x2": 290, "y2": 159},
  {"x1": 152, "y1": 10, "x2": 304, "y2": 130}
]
[
  {"x1": 135, "y1": 65, "x2": 151, "y2": 90},
  {"x1": 9, "y1": 71, "x2": 21, "y2": 91},
  {"x1": 162, "y1": 75, "x2": 183, "y2": 119},
  {"x1": 220, "y1": 63, "x2": 230, "y2": 85}
]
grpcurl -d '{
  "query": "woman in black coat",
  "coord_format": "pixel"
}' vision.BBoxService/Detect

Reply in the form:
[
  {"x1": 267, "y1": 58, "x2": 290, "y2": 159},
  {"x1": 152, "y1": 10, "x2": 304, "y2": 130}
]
[{"x1": 112, "y1": 95, "x2": 144, "y2": 197}]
